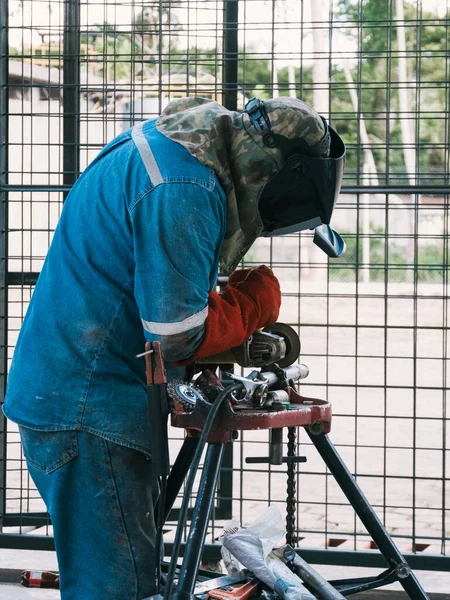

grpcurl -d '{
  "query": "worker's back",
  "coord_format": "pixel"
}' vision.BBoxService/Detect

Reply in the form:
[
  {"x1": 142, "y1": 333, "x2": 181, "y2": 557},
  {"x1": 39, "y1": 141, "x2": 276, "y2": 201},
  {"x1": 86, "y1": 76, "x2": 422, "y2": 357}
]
[{"x1": 3, "y1": 119, "x2": 226, "y2": 453}]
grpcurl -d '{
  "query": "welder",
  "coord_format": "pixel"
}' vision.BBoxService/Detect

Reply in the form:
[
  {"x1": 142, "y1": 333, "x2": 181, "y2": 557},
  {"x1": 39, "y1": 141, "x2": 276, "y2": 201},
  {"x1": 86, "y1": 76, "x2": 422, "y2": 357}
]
[{"x1": 3, "y1": 96, "x2": 345, "y2": 599}]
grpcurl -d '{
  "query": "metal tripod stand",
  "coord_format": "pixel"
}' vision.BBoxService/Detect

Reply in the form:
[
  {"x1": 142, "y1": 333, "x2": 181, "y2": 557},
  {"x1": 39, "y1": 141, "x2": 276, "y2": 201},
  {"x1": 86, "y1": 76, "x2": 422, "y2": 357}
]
[{"x1": 145, "y1": 342, "x2": 430, "y2": 600}]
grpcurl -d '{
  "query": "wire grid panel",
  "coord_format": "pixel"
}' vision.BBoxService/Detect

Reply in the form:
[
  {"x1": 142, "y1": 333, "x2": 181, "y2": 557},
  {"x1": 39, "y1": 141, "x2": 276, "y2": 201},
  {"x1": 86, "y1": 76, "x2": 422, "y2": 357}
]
[{"x1": 2, "y1": 0, "x2": 450, "y2": 562}]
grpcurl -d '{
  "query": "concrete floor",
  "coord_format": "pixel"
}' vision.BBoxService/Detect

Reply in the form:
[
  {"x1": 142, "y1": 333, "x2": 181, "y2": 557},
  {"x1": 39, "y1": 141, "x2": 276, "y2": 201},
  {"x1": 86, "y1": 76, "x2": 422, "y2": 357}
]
[{"x1": 1, "y1": 548, "x2": 449, "y2": 598}]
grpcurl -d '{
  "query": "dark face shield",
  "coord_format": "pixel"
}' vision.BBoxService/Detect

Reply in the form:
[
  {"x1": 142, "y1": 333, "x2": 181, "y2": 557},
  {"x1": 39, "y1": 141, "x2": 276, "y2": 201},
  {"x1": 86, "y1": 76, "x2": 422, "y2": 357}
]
[{"x1": 258, "y1": 126, "x2": 346, "y2": 256}]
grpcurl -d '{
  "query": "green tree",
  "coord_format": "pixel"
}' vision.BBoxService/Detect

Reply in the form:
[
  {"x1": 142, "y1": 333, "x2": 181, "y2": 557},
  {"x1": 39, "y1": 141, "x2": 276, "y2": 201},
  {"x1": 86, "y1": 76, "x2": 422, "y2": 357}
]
[
  {"x1": 329, "y1": 224, "x2": 446, "y2": 283},
  {"x1": 336, "y1": 0, "x2": 449, "y2": 184},
  {"x1": 80, "y1": 3, "x2": 181, "y2": 80}
]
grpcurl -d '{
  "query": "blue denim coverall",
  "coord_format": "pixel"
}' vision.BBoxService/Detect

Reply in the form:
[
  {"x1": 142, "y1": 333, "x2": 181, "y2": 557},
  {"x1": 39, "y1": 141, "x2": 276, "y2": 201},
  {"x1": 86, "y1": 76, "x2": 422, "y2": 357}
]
[{"x1": 3, "y1": 119, "x2": 227, "y2": 599}]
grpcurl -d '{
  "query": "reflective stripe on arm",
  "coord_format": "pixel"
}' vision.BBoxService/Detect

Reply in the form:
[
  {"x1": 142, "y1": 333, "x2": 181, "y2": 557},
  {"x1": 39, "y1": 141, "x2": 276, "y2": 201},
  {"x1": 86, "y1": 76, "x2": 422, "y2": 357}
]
[
  {"x1": 142, "y1": 320, "x2": 206, "y2": 362},
  {"x1": 131, "y1": 121, "x2": 164, "y2": 186},
  {"x1": 159, "y1": 324, "x2": 206, "y2": 362},
  {"x1": 141, "y1": 306, "x2": 208, "y2": 335}
]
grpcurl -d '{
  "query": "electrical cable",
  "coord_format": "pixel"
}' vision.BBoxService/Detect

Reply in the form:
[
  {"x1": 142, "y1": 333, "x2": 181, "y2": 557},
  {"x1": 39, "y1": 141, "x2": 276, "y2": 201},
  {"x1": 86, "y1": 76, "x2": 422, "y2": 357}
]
[{"x1": 163, "y1": 383, "x2": 243, "y2": 600}]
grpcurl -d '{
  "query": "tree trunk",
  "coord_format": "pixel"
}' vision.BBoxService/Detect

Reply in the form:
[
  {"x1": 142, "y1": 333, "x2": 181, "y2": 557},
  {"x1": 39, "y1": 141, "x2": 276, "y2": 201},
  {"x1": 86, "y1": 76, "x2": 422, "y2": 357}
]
[
  {"x1": 288, "y1": 63, "x2": 296, "y2": 98},
  {"x1": 395, "y1": 0, "x2": 416, "y2": 263},
  {"x1": 395, "y1": 0, "x2": 416, "y2": 185},
  {"x1": 344, "y1": 65, "x2": 379, "y2": 283}
]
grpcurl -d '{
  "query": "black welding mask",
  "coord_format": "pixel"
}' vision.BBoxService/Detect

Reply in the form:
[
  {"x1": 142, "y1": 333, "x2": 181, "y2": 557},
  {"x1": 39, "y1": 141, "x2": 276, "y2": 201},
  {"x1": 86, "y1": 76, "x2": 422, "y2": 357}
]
[{"x1": 245, "y1": 97, "x2": 346, "y2": 257}]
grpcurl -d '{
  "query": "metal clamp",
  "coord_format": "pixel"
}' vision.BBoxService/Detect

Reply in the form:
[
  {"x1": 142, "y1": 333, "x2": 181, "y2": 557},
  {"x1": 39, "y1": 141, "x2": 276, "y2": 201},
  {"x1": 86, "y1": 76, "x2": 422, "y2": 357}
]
[{"x1": 225, "y1": 372, "x2": 268, "y2": 406}]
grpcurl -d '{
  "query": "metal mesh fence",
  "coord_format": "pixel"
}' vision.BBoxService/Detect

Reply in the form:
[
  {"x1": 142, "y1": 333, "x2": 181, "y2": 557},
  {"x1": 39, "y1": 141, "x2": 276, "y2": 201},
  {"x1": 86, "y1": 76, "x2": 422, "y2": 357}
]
[{"x1": 1, "y1": 0, "x2": 450, "y2": 567}]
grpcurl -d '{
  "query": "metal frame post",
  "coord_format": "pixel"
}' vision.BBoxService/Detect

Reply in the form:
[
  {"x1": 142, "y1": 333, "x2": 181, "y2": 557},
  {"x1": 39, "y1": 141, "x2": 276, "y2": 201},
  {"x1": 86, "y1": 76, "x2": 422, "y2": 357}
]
[
  {"x1": 0, "y1": 0, "x2": 9, "y2": 533},
  {"x1": 223, "y1": 0, "x2": 239, "y2": 111},
  {"x1": 216, "y1": 440, "x2": 233, "y2": 519},
  {"x1": 63, "y1": 0, "x2": 81, "y2": 187}
]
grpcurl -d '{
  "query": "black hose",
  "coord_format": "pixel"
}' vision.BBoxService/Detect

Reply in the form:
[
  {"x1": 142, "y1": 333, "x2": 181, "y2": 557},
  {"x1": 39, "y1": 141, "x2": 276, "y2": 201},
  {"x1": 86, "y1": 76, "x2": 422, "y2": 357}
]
[{"x1": 163, "y1": 383, "x2": 242, "y2": 600}]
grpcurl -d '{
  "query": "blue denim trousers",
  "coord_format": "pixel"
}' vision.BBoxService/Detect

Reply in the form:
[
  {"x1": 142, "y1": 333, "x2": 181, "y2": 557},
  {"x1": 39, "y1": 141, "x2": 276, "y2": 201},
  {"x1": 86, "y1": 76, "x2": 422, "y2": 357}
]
[{"x1": 19, "y1": 426, "x2": 160, "y2": 600}]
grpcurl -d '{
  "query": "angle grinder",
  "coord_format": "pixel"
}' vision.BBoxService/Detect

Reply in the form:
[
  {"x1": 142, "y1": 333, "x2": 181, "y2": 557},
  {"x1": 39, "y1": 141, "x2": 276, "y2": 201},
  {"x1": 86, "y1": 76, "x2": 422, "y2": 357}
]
[{"x1": 196, "y1": 322, "x2": 301, "y2": 369}]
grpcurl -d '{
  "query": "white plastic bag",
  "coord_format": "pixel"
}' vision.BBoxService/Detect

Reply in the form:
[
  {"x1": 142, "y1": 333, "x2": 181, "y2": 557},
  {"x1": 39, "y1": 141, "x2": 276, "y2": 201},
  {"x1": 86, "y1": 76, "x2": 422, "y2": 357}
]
[
  {"x1": 221, "y1": 506, "x2": 315, "y2": 600},
  {"x1": 220, "y1": 519, "x2": 241, "y2": 574}
]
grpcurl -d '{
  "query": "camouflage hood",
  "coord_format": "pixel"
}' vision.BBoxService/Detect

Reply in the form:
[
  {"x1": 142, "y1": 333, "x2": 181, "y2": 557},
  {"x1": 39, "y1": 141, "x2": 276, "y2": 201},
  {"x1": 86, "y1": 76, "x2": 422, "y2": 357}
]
[{"x1": 156, "y1": 96, "x2": 327, "y2": 274}]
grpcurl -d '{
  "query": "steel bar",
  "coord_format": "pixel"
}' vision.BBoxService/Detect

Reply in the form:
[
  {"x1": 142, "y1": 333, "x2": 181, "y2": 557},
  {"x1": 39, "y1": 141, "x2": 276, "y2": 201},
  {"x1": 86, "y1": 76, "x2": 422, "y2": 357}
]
[
  {"x1": 0, "y1": 0, "x2": 8, "y2": 534},
  {"x1": 269, "y1": 427, "x2": 283, "y2": 465},
  {"x1": 63, "y1": 0, "x2": 81, "y2": 188},
  {"x1": 222, "y1": 0, "x2": 239, "y2": 111},
  {"x1": 1, "y1": 185, "x2": 450, "y2": 195},
  {"x1": 175, "y1": 544, "x2": 450, "y2": 572},
  {"x1": 281, "y1": 546, "x2": 346, "y2": 600},
  {"x1": 2, "y1": 512, "x2": 50, "y2": 527},
  {"x1": 1, "y1": 532, "x2": 449, "y2": 575},
  {"x1": 329, "y1": 568, "x2": 398, "y2": 595},
  {"x1": 216, "y1": 441, "x2": 233, "y2": 520},
  {"x1": 0, "y1": 186, "x2": 72, "y2": 193}
]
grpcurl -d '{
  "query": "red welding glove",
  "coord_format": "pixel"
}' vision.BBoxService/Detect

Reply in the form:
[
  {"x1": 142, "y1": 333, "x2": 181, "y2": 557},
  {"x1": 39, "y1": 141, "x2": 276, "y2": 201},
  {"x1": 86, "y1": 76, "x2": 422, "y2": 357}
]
[
  {"x1": 177, "y1": 265, "x2": 281, "y2": 365},
  {"x1": 227, "y1": 265, "x2": 281, "y2": 327}
]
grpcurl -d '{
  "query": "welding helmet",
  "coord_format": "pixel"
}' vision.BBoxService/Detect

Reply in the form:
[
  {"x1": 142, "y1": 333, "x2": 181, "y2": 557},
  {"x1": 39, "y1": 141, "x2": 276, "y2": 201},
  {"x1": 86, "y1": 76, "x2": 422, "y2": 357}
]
[{"x1": 244, "y1": 97, "x2": 346, "y2": 257}]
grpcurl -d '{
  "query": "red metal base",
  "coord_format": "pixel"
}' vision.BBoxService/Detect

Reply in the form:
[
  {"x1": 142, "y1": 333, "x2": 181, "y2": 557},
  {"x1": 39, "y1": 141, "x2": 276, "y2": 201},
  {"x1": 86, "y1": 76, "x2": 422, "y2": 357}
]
[{"x1": 171, "y1": 386, "x2": 332, "y2": 443}]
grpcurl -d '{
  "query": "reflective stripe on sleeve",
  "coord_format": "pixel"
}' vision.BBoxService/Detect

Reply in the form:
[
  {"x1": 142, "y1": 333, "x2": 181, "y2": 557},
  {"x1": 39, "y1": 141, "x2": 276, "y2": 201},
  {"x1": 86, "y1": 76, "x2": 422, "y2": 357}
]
[
  {"x1": 141, "y1": 306, "x2": 208, "y2": 335},
  {"x1": 131, "y1": 121, "x2": 164, "y2": 186}
]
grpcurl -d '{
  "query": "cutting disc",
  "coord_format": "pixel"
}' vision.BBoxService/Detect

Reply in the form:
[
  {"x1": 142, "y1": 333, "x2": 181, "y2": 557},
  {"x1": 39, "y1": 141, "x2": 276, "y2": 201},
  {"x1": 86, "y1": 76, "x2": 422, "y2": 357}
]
[{"x1": 262, "y1": 322, "x2": 301, "y2": 368}]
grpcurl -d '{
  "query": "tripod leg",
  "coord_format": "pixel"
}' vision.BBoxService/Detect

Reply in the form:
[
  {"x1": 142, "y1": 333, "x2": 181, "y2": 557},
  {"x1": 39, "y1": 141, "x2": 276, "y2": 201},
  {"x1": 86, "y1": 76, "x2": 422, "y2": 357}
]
[
  {"x1": 307, "y1": 431, "x2": 429, "y2": 600},
  {"x1": 174, "y1": 443, "x2": 225, "y2": 599},
  {"x1": 163, "y1": 436, "x2": 200, "y2": 522}
]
